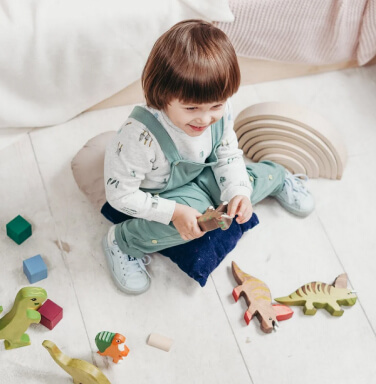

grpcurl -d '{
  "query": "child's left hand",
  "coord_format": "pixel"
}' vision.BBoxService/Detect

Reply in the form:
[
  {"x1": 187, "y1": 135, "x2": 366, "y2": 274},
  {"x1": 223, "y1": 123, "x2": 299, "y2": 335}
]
[{"x1": 227, "y1": 195, "x2": 253, "y2": 224}]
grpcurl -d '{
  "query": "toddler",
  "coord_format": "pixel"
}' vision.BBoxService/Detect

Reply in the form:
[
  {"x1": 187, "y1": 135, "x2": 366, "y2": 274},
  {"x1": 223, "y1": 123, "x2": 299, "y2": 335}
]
[{"x1": 103, "y1": 20, "x2": 314, "y2": 294}]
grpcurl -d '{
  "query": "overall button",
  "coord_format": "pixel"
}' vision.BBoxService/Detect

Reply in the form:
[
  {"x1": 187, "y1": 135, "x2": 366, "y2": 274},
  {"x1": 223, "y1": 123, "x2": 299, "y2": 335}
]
[
  {"x1": 249, "y1": 176, "x2": 254, "y2": 182},
  {"x1": 268, "y1": 174, "x2": 273, "y2": 180},
  {"x1": 151, "y1": 240, "x2": 158, "y2": 244}
]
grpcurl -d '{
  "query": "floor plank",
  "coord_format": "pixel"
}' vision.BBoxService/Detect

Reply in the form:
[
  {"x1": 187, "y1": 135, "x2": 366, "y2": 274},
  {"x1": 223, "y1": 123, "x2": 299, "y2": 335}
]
[
  {"x1": 0, "y1": 136, "x2": 92, "y2": 383},
  {"x1": 212, "y1": 204, "x2": 376, "y2": 384}
]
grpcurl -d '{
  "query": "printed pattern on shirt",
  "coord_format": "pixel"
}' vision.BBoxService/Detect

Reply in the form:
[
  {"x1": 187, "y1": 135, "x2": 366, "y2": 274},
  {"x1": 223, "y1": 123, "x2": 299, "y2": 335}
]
[{"x1": 104, "y1": 100, "x2": 253, "y2": 225}]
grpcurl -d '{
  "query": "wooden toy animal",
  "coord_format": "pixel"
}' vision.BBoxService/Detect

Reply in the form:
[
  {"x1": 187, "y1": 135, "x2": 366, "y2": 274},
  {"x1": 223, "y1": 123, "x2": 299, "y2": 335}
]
[
  {"x1": 232, "y1": 261, "x2": 293, "y2": 333},
  {"x1": 95, "y1": 331, "x2": 129, "y2": 363},
  {"x1": 43, "y1": 340, "x2": 111, "y2": 384},
  {"x1": 0, "y1": 287, "x2": 47, "y2": 349},
  {"x1": 198, "y1": 202, "x2": 233, "y2": 231},
  {"x1": 274, "y1": 273, "x2": 357, "y2": 316}
]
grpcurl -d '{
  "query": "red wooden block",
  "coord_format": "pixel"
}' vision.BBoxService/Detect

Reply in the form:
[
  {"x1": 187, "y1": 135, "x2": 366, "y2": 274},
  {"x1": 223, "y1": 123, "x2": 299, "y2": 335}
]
[{"x1": 37, "y1": 299, "x2": 63, "y2": 330}]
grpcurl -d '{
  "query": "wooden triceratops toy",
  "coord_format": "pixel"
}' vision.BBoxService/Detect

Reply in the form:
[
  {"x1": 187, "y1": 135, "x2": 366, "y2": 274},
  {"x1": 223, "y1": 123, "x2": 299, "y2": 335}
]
[
  {"x1": 198, "y1": 202, "x2": 233, "y2": 231},
  {"x1": 95, "y1": 331, "x2": 129, "y2": 363},
  {"x1": 0, "y1": 287, "x2": 47, "y2": 349},
  {"x1": 274, "y1": 273, "x2": 357, "y2": 316},
  {"x1": 232, "y1": 262, "x2": 293, "y2": 333}
]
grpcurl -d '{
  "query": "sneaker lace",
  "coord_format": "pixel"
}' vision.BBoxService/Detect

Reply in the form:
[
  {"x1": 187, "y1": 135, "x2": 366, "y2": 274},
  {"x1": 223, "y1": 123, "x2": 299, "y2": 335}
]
[
  {"x1": 119, "y1": 254, "x2": 151, "y2": 279},
  {"x1": 284, "y1": 173, "x2": 309, "y2": 197}
]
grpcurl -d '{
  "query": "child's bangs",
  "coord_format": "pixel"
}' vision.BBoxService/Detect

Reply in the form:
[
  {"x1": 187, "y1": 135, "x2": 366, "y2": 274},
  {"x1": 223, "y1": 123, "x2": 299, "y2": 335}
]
[{"x1": 173, "y1": 60, "x2": 239, "y2": 105}]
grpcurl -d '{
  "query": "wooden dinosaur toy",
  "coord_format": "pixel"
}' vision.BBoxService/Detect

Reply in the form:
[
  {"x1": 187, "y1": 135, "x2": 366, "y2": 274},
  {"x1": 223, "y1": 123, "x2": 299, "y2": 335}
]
[
  {"x1": 0, "y1": 287, "x2": 47, "y2": 349},
  {"x1": 42, "y1": 340, "x2": 111, "y2": 384},
  {"x1": 95, "y1": 331, "x2": 129, "y2": 363},
  {"x1": 198, "y1": 202, "x2": 233, "y2": 231},
  {"x1": 274, "y1": 273, "x2": 357, "y2": 316},
  {"x1": 232, "y1": 261, "x2": 293, "y2": 333}
]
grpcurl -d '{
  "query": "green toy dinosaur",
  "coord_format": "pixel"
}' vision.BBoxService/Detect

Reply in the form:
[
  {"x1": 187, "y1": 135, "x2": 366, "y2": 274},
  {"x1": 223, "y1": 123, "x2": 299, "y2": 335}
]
[
  {"x1": 274, "y1": 273, "x2": 357, "y2": 316},
  {"x1": 0, "y1": 287, "x2": 47, "y2": 349}
]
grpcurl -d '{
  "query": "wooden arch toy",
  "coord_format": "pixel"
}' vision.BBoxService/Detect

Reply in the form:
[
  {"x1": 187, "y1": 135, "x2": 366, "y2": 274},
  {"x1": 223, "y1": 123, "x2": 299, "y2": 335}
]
[{"x1": 234, "y1": 102, "x2": 347, "y2": 179}]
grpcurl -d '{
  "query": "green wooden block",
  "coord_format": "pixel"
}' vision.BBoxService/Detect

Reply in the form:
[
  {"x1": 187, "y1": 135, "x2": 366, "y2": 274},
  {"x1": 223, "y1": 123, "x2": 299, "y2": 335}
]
[{"x1": 6, "y1": 215, "x2": 32, "y2": 245}]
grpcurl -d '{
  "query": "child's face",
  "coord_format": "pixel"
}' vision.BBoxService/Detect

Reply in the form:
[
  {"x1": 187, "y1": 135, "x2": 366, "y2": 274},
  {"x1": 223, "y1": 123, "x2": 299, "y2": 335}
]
[{"x1": 164, "y1": 99, "x2": 226, "y2": 137}]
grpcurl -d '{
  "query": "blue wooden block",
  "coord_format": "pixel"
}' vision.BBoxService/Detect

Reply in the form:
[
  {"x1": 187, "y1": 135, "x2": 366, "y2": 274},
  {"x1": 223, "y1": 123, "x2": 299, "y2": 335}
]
[{"x1": 23, "y1": 254, "x2": 48, "y2": 284}]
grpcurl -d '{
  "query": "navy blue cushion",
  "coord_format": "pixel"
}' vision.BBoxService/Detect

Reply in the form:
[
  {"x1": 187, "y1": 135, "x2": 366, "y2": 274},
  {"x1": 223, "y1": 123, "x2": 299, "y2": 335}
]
[{"x1": 101, "y1": 202, "x2": 259, "y2": 286}]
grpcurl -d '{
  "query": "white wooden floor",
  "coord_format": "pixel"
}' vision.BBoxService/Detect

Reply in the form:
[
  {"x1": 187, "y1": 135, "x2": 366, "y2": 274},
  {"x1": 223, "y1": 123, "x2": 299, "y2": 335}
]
[{"x1": 1, "y1": 65, "x2": 376, "y2": 384}]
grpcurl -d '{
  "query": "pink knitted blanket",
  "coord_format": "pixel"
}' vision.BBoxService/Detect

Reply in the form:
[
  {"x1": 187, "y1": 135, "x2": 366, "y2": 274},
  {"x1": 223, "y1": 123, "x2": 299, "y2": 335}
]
[{"x1": 215, "y1": 0, "x2": 376, "y2": 65}]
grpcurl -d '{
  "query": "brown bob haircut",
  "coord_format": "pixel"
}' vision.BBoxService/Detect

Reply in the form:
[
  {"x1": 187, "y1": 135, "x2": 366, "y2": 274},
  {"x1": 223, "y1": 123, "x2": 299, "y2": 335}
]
[{"x1": 142, "y1": 20, "x2": 241, "y2": 110}]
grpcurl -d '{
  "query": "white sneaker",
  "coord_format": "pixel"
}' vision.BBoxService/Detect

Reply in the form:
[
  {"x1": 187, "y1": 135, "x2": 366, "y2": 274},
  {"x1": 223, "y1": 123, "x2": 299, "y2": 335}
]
[
  {"x1": 273, "y1": 171, "x2": 315, "y2": 217},
  {"x1": 102, "y1": 225, "x2": 151, "y2": 294}
]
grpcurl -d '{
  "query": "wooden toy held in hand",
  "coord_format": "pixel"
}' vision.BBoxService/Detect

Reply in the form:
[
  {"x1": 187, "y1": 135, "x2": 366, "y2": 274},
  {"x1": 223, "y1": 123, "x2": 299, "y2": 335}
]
[
  {"x1": 0, "y1": 287, "x2": 47, "y2": 349},
  {"x1": 198, "y1": 202, "x2": 233, "y2": 231},
  {"x1": 95, "y1": 331, "x2": 129, "y2": 363},
  {"x1": 232, "y1": 261, "x2": 293, "y2": 333},
  {"x1": 43, "y1": 340, "x2": 111, "y2": 384},
  {"x1": 274, "y1": 273, "x2": 357, "y2": 316}
]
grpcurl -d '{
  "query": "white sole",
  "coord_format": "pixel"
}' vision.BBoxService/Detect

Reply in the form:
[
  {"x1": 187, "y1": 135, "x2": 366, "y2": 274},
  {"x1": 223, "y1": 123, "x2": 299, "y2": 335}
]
[
  {"x1": 102, "y1": 236, "x2": 150, "y2": 295},
  {"x1": 274, "y1": 197, "x2": 314, "y2": 217}
]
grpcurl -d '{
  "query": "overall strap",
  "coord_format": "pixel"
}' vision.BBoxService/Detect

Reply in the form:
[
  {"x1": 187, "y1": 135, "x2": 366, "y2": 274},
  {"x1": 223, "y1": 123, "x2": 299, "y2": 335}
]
[
  {"x1": 210, "y1": 118, "x2": 224, "y2": 147},
  {"x1": 130, "y1": 106, "x2": 224, "y2": 162},
  {"x1": 129, "y1": 106, "x2": 182, "y2": 163},
  {"x1": 207, "y1": 117, "x2": 224, "y2": 162}
]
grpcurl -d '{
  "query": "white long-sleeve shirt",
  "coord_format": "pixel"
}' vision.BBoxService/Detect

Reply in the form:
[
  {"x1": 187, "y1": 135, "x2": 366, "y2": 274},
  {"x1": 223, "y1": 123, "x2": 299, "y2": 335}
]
[{"x1": 104, "y1": 100, "x2": 252, "y2": 225}]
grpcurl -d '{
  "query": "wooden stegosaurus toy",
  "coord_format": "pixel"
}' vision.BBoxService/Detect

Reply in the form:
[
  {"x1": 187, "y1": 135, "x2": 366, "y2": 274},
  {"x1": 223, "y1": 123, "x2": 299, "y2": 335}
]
[
  {"x1": 274, "y1": 273, "x2": 357, "y2": 316},
  {"x1": 198, "y1": 202, "x2": 233, "y2": 231},
  {"x1": 95, "y1": 331, "x2": 129, "y2": 363},
  {"x1": 0, "y1": 287, "x2": 47, "y2": 349},
  {"x1": 232, "y1": 261, "x2": 293, "y2": 333}
]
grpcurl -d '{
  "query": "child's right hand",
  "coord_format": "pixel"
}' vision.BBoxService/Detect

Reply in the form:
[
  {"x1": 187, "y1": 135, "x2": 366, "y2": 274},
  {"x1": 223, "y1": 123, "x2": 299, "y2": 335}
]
[{"x1": 171, "y1": 203, "x2": 205, "y2": 241}]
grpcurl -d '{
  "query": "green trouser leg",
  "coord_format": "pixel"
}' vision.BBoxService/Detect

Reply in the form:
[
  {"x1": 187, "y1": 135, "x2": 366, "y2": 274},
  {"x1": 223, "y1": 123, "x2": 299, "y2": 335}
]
[
  {"x1": 115, "y1": 160, "x2": 285, "y2": 258},
  {"x1": 115, "y1": 182, "x2": 215, "y2": 258},
  {"x1": 247, "y1": 160, "x2": 285, "y2": 203},
  {"x1": 195, "y1": 160, "x2": 285, "y2": 205}
]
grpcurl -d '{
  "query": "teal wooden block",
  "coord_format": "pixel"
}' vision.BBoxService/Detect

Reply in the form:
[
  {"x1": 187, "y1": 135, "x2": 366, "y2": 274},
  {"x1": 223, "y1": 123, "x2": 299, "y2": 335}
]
[{"x1": 6, "y1": 215, "x2": 32, "y2": 245}]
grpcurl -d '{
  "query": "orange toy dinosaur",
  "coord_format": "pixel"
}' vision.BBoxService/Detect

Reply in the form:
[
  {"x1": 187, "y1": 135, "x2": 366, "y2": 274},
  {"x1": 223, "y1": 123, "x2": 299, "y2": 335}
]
[
  {"x1": 95, "y1": 332, "x2": 129, "y2": 363},
  {"x1": 232, "y1": 261, "x2": 293, "y2": 333}
]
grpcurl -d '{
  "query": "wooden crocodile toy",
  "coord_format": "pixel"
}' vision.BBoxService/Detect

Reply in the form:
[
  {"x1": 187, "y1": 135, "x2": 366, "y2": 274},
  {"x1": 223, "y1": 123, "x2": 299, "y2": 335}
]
[
  {"x1": 0, "y1": 287, "x2": 47, "y2": 349},
  {"x1": 274, "y1": 273, "x2": 357, "y2": 316},
  {"x1": 95, "y1": 331, "x2": 129, "y2": 363},
  {"x1": 232, "y1": 261, "x2": 293, "y2": 333},
  {"x1": 43, "y1": 340, "x2": 111, "y2": 384}
]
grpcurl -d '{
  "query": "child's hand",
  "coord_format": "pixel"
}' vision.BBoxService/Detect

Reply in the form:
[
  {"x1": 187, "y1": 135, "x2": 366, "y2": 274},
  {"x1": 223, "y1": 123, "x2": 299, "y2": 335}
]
[
  {"x1": 227, "y1": 196, "x2": 253, "y2": 224},
  {"x1": 171, "y1": 203, "x2": 205, "y2": 241}
]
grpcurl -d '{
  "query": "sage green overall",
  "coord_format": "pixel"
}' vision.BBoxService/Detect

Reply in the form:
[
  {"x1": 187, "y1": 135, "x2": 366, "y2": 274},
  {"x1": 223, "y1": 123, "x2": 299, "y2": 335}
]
[{"x1": 114, "y1": 106, "x2": 285, "y2": 258}]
